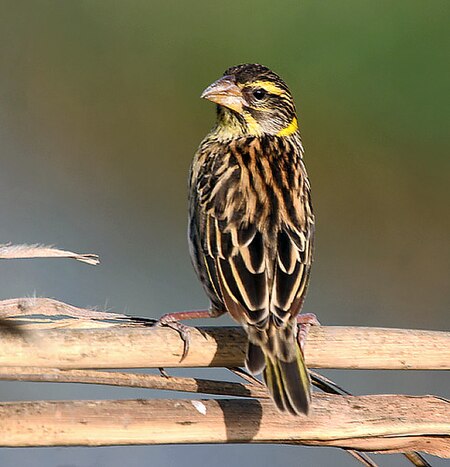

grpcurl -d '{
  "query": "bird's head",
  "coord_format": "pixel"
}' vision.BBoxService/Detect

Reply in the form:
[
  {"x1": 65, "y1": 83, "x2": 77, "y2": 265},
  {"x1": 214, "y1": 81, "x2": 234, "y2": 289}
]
[{"x1": 201, "y1": 63, "x2": 298, "y2": 138}]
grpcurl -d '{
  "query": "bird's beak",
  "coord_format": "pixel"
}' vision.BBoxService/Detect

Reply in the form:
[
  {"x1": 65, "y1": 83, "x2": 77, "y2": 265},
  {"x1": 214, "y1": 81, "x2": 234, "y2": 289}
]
[{"x1": 201, "y1": 75, "x2": 244, "y2": 114}]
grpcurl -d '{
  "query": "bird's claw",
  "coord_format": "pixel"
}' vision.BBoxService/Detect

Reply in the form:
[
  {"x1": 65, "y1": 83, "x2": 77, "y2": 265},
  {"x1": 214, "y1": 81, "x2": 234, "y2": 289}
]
[
  {"x1": 296, "y1": 313, "x2": 320, "y2": 354},
  {"x1": 156, "y1": 314, "x2": 192, "y2": 361}
]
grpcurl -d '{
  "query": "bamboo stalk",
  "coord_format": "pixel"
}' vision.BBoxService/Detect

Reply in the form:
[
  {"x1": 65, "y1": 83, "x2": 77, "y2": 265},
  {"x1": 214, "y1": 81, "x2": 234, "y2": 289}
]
[
  {"x1": 0, "y1": 323, "x2": 448, "y2": 370},
  {"x1": 1, "y1": 303, "x2": 448, "y2": 461},
  {"x1": 0, "y1": 366, "x2": 267, "y2": 398},
  {"x1": 0, "y1": 396, "x2": 448, "y2": 457}
]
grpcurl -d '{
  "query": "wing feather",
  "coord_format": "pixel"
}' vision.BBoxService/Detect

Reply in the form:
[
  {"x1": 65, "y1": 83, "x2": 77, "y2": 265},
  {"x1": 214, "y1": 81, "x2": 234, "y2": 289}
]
[
  {"x1": 213, "y1": 219, "x2": 268, "y2": 324},
  {"x1": 270, "y1": 224, "x2": 313, "y2": 321}
]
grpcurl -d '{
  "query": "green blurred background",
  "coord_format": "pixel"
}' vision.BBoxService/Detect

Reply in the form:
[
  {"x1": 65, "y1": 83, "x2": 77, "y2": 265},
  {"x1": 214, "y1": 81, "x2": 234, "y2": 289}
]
[{"x1": 0, "y1": 1, "x2": 448, "y2": 465}]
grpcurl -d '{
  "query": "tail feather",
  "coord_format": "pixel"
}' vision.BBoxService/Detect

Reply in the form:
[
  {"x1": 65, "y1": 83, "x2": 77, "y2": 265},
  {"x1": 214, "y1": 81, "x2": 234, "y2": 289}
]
[
  {"x1": 246, "y1": 341, "x2": 266, "y2": 374},
  {"x1": 277, "y1": 353, "x2": 311, "y2": 414},
  {"x1": 247, "y1": 339, "x2": 311, "y2": 415},
  {"x1": 263, "y1": 357, "x2": 290, "y2": 413}
]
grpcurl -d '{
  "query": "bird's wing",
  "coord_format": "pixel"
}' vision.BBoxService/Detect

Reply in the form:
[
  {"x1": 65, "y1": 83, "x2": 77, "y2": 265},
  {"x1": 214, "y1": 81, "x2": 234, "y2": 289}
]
[
  {"x1": 202, "y1": 214, "x2": 269, "y2": 326},
  {"x1": 199, "y1": 209, "x2": 315, "y2": 330},
  {"x1": 197, "y1": 191, "x2": 314, "y2": 329},
  {"x1": 270, "y1": 221, "x2": 314, "y2": 325}
]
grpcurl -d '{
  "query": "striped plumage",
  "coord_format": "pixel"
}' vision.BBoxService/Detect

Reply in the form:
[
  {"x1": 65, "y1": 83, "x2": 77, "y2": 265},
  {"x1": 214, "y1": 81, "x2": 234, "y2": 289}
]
[{"x1": 189, "y1": 64, "x2": 315, "y2": 415}]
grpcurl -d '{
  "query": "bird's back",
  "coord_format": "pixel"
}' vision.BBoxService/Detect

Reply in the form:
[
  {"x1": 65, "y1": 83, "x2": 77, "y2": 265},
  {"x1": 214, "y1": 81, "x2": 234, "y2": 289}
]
[{"x1": 189, "y1": 132, "x2": 314, "y2": 414}]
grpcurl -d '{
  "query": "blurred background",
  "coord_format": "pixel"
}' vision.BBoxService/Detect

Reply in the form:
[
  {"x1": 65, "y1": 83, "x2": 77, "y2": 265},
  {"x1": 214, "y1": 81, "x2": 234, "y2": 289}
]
[{"x1": 0, "y1": 1, "x2": 448, "y2": 465}]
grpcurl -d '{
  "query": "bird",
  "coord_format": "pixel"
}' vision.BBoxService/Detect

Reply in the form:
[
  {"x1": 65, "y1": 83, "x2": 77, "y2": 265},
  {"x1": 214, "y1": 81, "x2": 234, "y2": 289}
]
[{"x1": 187, "y1": 64, "x2": 315, "y2": 415}]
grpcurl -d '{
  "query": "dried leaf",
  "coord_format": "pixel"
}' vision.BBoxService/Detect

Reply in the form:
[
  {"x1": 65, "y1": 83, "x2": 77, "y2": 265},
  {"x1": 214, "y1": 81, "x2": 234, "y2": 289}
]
[
  {"x1": 0, "y1": 243, "x2": 99, "y2": 265},
  {"x1": 0, "y1": 297, "x2": 127, "y2": 321}
]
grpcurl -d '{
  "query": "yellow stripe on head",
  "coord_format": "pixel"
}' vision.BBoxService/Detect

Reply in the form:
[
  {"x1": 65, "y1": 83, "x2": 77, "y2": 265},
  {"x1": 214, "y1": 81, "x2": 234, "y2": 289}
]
[
  {"x1": 247, "y1": 81, "x2": 286, "y2": 96},
  {"x1": 277, "y1": 117, "x2": 298, "y2": 137}
]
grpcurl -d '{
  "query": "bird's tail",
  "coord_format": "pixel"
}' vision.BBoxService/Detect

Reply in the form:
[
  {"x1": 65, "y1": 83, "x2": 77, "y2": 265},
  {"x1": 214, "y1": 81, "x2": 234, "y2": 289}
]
[{"x1": 246, "y1": 329, "x2": 311, "y2": 416}]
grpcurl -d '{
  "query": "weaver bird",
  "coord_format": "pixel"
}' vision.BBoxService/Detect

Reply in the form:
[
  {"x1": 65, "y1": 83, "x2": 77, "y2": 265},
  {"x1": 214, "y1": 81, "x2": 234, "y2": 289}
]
[{"x1": 162, "y1": 64, "x2": 316, "y2": 415}]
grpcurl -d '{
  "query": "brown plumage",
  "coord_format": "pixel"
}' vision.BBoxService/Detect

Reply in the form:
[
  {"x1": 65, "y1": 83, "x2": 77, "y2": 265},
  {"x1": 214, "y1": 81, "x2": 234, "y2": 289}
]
[{"x1": 189, "y1": 64, "x2": 315, "y2": 415}]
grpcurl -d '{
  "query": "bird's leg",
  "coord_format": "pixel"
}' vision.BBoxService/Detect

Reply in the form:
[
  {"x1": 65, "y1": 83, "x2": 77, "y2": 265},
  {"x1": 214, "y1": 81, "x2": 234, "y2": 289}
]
[
  {"x1": 296, "y1": 313, "x2": 320, "y2": 354},
  {"x1": 156, "y1": 309, "x2": 222, "y2": 360}
]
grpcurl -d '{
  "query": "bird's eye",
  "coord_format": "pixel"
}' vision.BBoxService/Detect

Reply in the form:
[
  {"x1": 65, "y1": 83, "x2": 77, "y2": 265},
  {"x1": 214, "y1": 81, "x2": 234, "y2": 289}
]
[{"x1": 252, "y1": 88, "x2": 267, "y2": 100}]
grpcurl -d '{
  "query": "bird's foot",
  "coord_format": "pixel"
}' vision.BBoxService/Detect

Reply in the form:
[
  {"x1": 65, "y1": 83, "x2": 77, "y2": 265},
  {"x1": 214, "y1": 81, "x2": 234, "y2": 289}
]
[
  {"x1": 296, "y1": 313, "x2": 320, "y2": 354},
  {"x1": 155, "y1": 310, "x2": 211, "y2": 361}
]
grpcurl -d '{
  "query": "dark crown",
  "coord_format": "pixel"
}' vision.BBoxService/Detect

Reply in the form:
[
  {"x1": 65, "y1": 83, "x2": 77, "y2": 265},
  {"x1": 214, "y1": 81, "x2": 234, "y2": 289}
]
[{"x1": 223, "y1": 63, "x2": 289, "y2": 92}]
